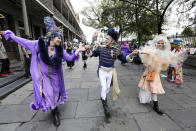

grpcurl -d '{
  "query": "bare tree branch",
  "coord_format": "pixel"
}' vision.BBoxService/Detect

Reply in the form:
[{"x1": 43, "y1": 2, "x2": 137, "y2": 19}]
[
  {"x1": 161, "y1": 0, "x2": 174, "y2": 18},
  {"x1": 185, "y1": 21, "x2": 196, "y2": 28},
  {"x1": 119, "y1": 0, "x2": 158, "y2": 16}
]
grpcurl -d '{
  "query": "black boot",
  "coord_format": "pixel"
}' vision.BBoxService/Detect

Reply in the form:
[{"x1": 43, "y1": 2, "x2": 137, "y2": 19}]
[
  {"x1": 153, "y1": 101, "x2": 164, "y2": 115},
  {"x1": 52, "y1": 107, "x2": 61, "y2": 127},
  {"x1": 101, "y1": 98, "x2": 110, "y2": 117},
  {"x1": 83, "y1": 63, "x2": 87, "y2": 70}
]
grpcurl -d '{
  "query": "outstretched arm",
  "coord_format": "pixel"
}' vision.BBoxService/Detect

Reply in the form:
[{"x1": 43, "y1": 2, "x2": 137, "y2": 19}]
[
  {"x1": 91, "y1": 46, "x2": 101, "y2": 57},
  {"x1": 117, "y1": 49, "x2": 139, "y2": 63},
  {"x1": 63, "y1": 49, "x2": 78, "y2": 62},
  {"x1": 0, "y1": 30, "x2": 37, "y2": 52},
  {"x1": 62, "y1": 45, "x2": 86, "y2": 61}
]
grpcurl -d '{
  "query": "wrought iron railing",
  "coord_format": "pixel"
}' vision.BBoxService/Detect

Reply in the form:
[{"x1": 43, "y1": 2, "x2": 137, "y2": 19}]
[
  {"x1": 37, "y1": 0, "x2": 80, "y2": 36},
  {"x1": 168, "y1": 35, "x2": 196, "y2": 48}
]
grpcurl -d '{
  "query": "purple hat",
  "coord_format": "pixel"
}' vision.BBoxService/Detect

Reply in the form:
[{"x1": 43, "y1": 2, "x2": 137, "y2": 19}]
[{"x1": 44, "y1": 16, "x2": 62, "y2": 38}]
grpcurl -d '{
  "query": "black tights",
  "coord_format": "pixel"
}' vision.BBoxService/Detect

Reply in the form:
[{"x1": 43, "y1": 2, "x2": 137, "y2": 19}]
[{"x1": 0, "y1": 58, "x2": 10, "y2": 74}]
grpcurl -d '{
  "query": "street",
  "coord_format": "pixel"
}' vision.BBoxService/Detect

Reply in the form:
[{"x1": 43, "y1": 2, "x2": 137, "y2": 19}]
[{"x1": 0, "y1": 57, "x2": 196, "y2": 131}]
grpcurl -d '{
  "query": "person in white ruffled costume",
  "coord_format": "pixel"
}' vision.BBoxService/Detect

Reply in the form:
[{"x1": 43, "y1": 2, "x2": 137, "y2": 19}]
[{"x1": 132, "y1": 34, "x2": 185, "y2": 115}]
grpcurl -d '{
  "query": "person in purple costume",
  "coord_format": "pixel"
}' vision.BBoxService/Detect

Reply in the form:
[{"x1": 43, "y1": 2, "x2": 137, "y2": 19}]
[
  {"x1": 0, "y1": 16, "x2": 84, "y2": 127},
  {"x1": 120, "y1": 42, "x2": 131, "y2": 64}
]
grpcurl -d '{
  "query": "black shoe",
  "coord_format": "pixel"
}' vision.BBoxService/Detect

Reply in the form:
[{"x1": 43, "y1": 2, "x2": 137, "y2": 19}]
[
  {"x1": 101, "y1": 98, "x2": 111, "y2": 117},
  {"x1": 121, "y1": 62, "x2": 125, "y2": 65},
  {"x1": 153, "y1": 101, "x2": 164, "y2": 115},
  {"x1": 52, "y1": 107, "x2": 61, "y2": 127},
  {"x1": 83, "y1": 63, "x2": 87, "y2": 70},
  {"x1": 25, "y1": 75, "x2": 30, "y2": 78}
]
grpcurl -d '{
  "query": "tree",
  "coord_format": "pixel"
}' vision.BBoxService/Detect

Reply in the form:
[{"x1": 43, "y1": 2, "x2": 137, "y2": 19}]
[
  {"x1": 100, "y1": 0, "x2": 136, "y2": 39},
  {"x1": 119, "y1": 0, "x2": 174, "y2": 34},
  {"x1": 130, "y1": 0, "x2": 158, "y2": 44},
  {"x1": 81, "y1": 0, "x2": 166, "y2": 44},
  {"x1": 177, "y1": 0, "x2": 196, "y2": 27},
  {"x1": 181, "y1": 27, "x2": 194, "y2": 36},
  {"x1": 138, "y1": 12, "x2": 158, "y2": 40},
  {"x1": 82, "y1": 0, "x2": 158, "y2": 41},
  {"x1": 81, "y1": 0, "x2": 103, "y2": 29},
  {"x1": 82, "y1": 0, "x2": 136, "y2": 39}
]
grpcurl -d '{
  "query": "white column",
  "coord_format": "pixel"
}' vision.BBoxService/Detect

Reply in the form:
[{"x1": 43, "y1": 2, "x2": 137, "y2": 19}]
[{"x1": 21, "y1": 0, "x2": 30, "y2": 36}]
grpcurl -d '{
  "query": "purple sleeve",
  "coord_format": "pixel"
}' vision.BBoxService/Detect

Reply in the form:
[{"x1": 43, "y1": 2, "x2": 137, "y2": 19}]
[
  {"x1": 4, "y1": 30, "x2": 38, "y2": 52},
  {"x1": 63, "y1": 49, "x2": 80, "y2": 61}
]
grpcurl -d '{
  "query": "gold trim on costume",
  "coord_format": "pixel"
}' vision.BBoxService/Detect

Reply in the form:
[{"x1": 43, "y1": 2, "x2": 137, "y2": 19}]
[
  {"x1": 48, "y1": 66, "x2": 56, "y2": 106},
  {"x1": 38, "y1": 63, "x2": 42, "y2": 97},
  {"x1": 112, "y1": 68, "x2": 120, "y2": 100},
  {"x1": 100, "y1": 56, "x2": 114, "y2": 61},
  {"x1": 0, "y1": 13, "x2": 5, "y2": 18},
  {"x1": 59, "y1": 68, "x2": 62, "y2": 102}
]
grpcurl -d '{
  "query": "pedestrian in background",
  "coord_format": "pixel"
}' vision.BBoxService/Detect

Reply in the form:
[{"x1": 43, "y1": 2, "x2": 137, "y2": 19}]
[
  {"x1": 65, "y1": 41, "x2": 75, "y2": 69},
  {"x1": 167, "y1": 38, "x2": 187, "y2": 88},
  {"x1": 0, "y1": 35, "x2": 12, "y2": 77},
  {"x1": 22, "y1": 34, "x2": 32, "y2": 78},
  {"x1": 120, "y1": 42, "x2": 131, "y2": 65},
  {"x1": 81, "y1": 41, "x2": 88, "y2": 70}
]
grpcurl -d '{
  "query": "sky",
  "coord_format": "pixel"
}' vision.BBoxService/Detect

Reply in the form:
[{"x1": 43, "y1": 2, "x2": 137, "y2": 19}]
[
  {"x1": 70, "y1": 0, "x2": 96, "y2": 43},
  {"x1": 163, "y1": 5, "x2": 183, "y2": 36},
  {"x1": 70, "y1": 0, "x2": 192, "y2": 42}
]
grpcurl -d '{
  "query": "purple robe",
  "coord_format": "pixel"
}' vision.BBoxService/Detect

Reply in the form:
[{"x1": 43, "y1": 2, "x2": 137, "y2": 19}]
[
  {"x1": 4, "y1": 30, "x2": 79, "y2": 112},
  {"x1": 120, "y1": 44, "x2": 131, "y2": 56}
]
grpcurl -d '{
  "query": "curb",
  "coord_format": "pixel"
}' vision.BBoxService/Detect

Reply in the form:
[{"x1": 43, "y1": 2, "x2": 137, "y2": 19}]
[{"x1": 0, "y1": 77, "x2": 31, "y2": 99}]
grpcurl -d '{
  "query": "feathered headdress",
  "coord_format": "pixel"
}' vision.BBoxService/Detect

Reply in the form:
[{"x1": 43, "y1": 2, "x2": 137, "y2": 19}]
[
  {"x1": 44, "y1": 16, "x2": 63, "y2": 38},
  {"x1": 172, "y1": 38, "x2": 182, "y2": 46},
  {"x1": 148, "y1": 34, "x2": 171, "y2": 51},
  {"x1": 106, "y1": 28, "x2": 119, "y2": 41}
]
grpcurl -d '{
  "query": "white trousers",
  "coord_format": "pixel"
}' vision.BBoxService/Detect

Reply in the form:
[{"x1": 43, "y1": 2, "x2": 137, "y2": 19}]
[
  {"x1": 138, "y1": 90, "x2": 158, "y2": 103},
  {"x1": 152, "y1": 93, "x2": 157, "y2": 101},
  {"x1": 99, "y1": 69, "x2": 113, "y2": 100}
]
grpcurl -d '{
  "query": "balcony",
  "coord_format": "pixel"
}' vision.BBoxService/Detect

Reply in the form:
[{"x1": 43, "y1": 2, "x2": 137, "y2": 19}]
[
  {"x1": 53, "y1": 6, "x2": 74, "y2": 31},
  {"x1": 38, "y1": 0, "x2": 53, "y2": 12},
  {"x1": 36, "y1": 0, "x2": 81, "y2": 37}
]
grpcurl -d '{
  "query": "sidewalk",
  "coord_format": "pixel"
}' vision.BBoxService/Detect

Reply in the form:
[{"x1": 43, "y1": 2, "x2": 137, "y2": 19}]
[
  {"x1": 0, "y1": 60, "x2": 31, "y2": 98},
  {"x1": 0, "y1": 58, "x2": 196, "y2": 131},
  {"x1": 184, "y1": 55, "x2": 196, "y2": 68},
  {"x1": 0, "y1": 60, "x2": 25, "y2": 85}
]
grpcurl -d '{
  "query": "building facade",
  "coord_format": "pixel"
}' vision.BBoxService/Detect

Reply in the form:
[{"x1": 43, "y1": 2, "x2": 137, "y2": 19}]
[{"x1": 0, "y1": 0, "x2": 83, "y2": 60}]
